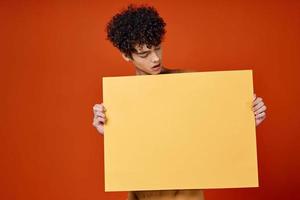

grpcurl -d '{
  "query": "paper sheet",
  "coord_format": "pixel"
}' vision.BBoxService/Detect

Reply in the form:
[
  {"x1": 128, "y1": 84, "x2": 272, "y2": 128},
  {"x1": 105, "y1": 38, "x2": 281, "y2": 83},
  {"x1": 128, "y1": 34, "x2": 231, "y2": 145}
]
[{"x1": 103, "y1": 70, "x2": 258, "y2": 191}]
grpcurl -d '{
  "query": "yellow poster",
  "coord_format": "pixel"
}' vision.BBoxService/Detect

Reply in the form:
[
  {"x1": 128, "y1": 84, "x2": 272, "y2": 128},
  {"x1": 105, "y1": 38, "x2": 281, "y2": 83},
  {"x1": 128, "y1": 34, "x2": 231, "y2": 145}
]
[{"x1": 103, "y1": 70, "x2": 258, "y2": 191}]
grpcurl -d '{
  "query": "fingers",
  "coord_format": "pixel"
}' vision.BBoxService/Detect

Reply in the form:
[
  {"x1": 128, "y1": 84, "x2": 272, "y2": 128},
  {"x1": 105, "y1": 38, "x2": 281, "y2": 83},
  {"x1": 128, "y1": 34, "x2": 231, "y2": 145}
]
[
  {"x1": 93, "y1": 103, "x2": 106, "y2": 118},
  {"x1": 255, "y1": 105, "x2": 267, "y2": 115},
  {"x1": 95, "y1": 125, "x2": 104, "y2": 135},
  {"x1": 93, "y1": 116, "x2": 105, "y2": 126},
  {"x1": 96, "y1": 116, "x2": 106, "y2": 123},
  {"x1": 252, "y1": 96, "x2": 267, "y2": 114},
  {"x1": 93, "y1": 103, "x2": 106, "y2": 112},
  {"x1": 95, "y1": 112, "x2": 105, "y2": 118},
  {"x1": 255, "y1": 112, "x2": 266, "y2": 119},
  {"x1": 253, "y1": 96, "x2": 263, "y2": 106},
  {"x1": 93, "y1": 116, "x2": 105, "y2": 135},
  {"x1": 253, "y1": 101, "x2": 264, "y2": 112},
  {"x1": 252, "y1": 95, "x2": 267, "y2": 126},
  {"x1": 92, "y1": 103, "x2": 107, "y2": 135}
]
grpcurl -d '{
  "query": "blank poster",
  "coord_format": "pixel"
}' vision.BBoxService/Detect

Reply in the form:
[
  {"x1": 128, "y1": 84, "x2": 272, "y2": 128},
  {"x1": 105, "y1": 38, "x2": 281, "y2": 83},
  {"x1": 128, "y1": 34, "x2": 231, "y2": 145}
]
[{"x1": 103, "y1": 70, "x2": 258, "y2": 191}]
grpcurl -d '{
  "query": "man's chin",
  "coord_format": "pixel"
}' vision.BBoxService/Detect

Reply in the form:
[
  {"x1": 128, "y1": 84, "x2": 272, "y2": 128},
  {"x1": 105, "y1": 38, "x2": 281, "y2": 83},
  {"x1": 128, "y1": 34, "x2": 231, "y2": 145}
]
[
  {"x1": 135, "y1": 66, "x2": 162, "y2": 75},
  {"x1": 150, "y1": 66, "x2": 162, "y2": 74},
  {"x1": 151, "y1": 69, "x2": 161, "y2": 74}
]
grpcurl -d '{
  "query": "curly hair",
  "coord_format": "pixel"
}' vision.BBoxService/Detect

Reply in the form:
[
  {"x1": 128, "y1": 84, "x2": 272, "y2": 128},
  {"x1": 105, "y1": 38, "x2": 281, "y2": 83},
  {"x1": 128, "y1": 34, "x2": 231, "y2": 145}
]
[{"x1": 106, "y1": 4, "x2": 166, "y2": 59}]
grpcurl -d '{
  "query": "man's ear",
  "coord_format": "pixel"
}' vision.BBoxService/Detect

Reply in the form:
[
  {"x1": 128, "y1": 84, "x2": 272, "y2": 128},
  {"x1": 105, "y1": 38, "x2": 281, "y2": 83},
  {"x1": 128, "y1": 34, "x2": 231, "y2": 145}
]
[{"x1": 121, "y1": 53, "x2": 131, "y2": 62}]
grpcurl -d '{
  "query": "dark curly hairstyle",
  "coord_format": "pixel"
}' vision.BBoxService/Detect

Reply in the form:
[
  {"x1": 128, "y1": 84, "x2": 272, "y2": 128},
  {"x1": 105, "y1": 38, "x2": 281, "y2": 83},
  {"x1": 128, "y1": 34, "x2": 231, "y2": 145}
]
[{"x1": 106, "y1": 4, "x2": 166, "y2": 59}]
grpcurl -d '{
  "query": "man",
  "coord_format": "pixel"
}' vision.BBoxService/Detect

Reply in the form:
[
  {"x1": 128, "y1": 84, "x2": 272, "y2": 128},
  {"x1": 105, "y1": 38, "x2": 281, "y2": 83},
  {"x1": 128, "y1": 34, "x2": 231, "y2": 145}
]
[{"x1": 92, "y1": 4, "x2": 267, "y2": 200}]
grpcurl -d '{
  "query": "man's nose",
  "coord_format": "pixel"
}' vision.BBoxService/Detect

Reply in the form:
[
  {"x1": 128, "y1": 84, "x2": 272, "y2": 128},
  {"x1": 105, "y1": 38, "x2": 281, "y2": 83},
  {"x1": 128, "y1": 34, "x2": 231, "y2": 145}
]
[{"x1": 150, "y1": 51, "x2": 160, "y2": 63}]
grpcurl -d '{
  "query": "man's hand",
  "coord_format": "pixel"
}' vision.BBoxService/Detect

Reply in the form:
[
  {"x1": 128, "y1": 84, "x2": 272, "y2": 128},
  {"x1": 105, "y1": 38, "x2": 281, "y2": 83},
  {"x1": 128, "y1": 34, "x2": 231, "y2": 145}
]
[
  {"x1": 92, "y1": 103, "x2": 106, "y2": 135},
  {"x1": 253, "y1": 94, "x2": 267, "y2": 126}
]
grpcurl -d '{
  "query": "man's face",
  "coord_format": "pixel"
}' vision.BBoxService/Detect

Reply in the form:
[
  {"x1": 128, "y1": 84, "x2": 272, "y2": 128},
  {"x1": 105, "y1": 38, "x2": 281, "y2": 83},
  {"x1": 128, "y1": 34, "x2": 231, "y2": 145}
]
[{"x1": 123, "y1": 44, "x2": 163, "y2": 75}]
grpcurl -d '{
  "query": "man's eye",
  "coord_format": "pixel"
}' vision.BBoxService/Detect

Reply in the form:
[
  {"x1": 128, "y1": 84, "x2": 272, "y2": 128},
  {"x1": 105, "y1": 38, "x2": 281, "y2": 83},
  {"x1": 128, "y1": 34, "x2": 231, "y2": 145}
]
[{"x1": 139, "y1": 54, "x2": 148, "y2": 58}]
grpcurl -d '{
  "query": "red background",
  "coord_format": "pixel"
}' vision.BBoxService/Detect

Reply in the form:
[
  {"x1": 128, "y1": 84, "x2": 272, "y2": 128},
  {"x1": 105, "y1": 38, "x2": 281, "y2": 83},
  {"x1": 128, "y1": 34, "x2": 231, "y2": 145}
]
[{"x1": 1, "y1": 0, "x2": 299, "y2": 199}]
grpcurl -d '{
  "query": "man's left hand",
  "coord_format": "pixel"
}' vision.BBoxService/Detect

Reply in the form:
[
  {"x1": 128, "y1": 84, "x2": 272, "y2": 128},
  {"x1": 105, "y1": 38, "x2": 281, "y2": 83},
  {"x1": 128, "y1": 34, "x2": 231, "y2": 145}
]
[{"x1": 253, "y1": 94, "x2": 267, "y2": 126}]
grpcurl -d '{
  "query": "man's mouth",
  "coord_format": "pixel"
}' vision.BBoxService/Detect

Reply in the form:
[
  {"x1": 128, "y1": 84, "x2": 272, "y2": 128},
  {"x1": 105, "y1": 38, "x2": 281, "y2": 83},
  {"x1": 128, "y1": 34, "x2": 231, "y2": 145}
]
[{"x1": 152, "y1": 64, "x2": 161, "y2": 70}]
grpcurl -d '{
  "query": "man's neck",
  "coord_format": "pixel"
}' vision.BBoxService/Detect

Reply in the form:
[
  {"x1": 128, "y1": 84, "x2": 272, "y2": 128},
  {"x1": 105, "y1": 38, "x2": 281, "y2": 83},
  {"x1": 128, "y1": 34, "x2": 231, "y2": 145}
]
[{"x1": 135, "y1": 67, "x2": 169, "y2": 75}]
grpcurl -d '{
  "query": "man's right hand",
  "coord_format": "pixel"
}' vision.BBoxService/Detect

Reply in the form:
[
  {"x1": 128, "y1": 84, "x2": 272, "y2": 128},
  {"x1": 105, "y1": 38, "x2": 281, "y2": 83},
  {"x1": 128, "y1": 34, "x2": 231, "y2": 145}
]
[{"x1": 92, "y1": 103, "x2": 106, "y2": 135}]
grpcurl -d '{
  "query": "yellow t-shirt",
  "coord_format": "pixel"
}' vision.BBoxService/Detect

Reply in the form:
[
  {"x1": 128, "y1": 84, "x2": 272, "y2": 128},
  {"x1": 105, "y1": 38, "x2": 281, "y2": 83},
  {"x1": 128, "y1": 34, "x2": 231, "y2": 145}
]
[{"x1": 128, "y1": 189, "x2": 205, "y2": 200}]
